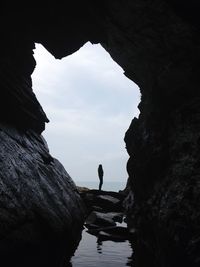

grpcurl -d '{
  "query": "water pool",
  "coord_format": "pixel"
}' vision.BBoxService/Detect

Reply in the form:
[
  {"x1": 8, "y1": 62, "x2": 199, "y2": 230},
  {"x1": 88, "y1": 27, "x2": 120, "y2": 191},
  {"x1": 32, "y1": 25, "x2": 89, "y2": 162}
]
[{"x1": 71, "y1": 228, "x2": 133, "y2": 267}]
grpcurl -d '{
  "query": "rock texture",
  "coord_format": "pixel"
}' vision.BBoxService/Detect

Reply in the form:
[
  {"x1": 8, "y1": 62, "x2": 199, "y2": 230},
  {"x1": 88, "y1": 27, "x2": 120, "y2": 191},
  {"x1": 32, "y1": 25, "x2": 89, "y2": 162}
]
[
  {"x1": 79, "y1": 188, "x2": 131, "y2": 243},
  {"x1": 0, "y1": 124, "x2": 85, "y2": 266},
  {"x1": 80, "y1": 189, "x2": 125, "y2": 213},
  {"x1": 1, "y1": 1, "x2": 200, "y2": 266}
]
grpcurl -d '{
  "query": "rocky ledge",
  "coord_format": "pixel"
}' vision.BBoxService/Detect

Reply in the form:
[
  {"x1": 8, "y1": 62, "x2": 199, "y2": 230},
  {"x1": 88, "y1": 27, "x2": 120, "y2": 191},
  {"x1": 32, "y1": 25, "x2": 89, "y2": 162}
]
[{"x1": 78, "y1": 188, "x2": 135, "y2": 243}]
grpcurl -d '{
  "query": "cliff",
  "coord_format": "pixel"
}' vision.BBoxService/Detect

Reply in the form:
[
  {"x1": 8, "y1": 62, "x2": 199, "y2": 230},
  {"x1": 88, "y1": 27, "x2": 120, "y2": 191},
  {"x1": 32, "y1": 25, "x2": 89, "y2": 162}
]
[
  {"x1": 0, "y1": 124, "x2": 85, "y2": 266},
  {"x1": 1, "y1": 1, "x2": 200, "y2": 266},
  {"x1": 0, "y1": 5, "x2": 86, "y2": 266}
]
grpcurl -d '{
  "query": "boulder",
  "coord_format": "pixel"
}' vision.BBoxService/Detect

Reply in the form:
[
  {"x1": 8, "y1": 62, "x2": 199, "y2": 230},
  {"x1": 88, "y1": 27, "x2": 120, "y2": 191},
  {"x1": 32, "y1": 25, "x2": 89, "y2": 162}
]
[
  {"x1": 95, "y1": 195, "x2": 122, "y2": 211},
  {"x1": 98, "y1": 226, "x2": 130, "y2": 242},
  {"x1": 86, "y1": 225, "x2": 133, "y2": 242},
  {"x1": 85, "y1": 211, "x2": 116, "y2": 227},
  {"x1": 81, "y1": 190, "x2": 125, "y2": 213},
  {"x1": 76, "y1": 186, "x2": 90, "y2": 193},
  {"x1": 85, "y1": 211, "x2": 123, "y2": 228}
]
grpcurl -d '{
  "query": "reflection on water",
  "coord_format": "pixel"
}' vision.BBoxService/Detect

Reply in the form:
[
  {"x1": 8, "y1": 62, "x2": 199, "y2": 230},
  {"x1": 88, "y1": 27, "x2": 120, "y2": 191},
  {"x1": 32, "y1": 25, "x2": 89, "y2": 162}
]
[
  {"x1": 70, "y1": 228, "x2": 133, "y2": 267},
  {"x1": 97, "y1": 239, "x2": 102, "y2": 254}
]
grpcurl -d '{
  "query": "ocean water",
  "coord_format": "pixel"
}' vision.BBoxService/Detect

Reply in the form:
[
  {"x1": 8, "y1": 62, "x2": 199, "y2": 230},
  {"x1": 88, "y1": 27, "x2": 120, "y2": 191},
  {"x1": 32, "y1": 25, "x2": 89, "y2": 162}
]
[{"x1": 75, "y1": 180, "x2": 127, "y2": 192}]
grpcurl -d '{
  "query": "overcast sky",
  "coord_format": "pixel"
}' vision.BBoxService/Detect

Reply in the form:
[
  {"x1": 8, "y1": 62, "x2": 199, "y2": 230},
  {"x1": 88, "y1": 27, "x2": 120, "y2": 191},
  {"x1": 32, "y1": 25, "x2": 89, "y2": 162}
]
[{"x1": 32, "y1": 42, "x2": 140, "y2": 188}]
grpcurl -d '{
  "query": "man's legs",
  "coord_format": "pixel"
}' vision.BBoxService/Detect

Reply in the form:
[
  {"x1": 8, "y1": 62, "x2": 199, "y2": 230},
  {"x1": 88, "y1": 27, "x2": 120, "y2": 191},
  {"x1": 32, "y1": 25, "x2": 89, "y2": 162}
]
[{"x1": 99, "y1": 176, "x2": 103, "y2": 191}]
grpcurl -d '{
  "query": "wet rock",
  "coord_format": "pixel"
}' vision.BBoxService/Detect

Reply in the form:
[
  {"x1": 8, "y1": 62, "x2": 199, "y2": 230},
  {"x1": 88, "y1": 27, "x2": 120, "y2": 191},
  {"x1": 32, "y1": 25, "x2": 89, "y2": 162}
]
[
  {"x1": 98, "y1": 228, "x2": 129, "y2": 242},
  {"x1": 0, "y1": 124, "x2": 85, "y2": 266},
  {"x1": 107, "y1": 212, "x2": 124, "y2": 223},
  {"x1": 81, "y1": 189, "x2": 125, "y2": 201},
  {"x1": 85, "y1": 211, "x2": 116, "y2": 227},
  {"x1": 84, "y1": 223, "x2": 100, "y2": 230},
  {"x1": 95, "y1": 195, "x2": 122, "y2": 211},
  {"x1": 96, "y1": 195, "x2": 121, "y2": 204},
  {"x1": 85, "y1": 211, "x2": 123, "y2": 228},
  {"x1": 86, "y1": 225, "x2": 116, "y2": 236},
  {"x1": 80, "y1": 189, "x2": 125, "y2": 213},
  {"x1": 91, "y1": 206, "x2": 104, "y2": 212},
  {"x1": 76, "y1": 186, "x2": 90, "y2": 193},
  {"x1": 86, "y1": 225, "x2": 133, "y2": 242}
]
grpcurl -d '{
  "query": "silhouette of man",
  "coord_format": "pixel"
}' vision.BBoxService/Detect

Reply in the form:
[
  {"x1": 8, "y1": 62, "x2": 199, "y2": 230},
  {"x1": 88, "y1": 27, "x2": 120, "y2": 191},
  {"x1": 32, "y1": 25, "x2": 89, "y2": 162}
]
[{"x1": 98, "y1": 164, "x2": 104, "y2": 191}]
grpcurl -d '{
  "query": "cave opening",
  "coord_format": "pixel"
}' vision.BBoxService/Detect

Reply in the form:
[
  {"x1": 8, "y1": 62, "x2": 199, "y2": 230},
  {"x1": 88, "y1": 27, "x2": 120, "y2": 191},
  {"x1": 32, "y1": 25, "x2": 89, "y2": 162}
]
[
  {"x1": 32, "y1": 41, "x2": 141, "y2": 191},
  {"x1": 1, "y1": 2, "x2": 199, "y2": 266}
]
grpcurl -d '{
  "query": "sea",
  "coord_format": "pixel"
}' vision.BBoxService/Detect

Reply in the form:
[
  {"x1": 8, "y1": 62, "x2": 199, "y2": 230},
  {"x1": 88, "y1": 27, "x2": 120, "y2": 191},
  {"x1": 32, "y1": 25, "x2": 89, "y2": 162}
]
[
  {"x1": 74, "y1": 180, "x2": 127, "y2": 192},
  {"x1": 69, "y1": 180, "x2": 134, "y2": 267}
]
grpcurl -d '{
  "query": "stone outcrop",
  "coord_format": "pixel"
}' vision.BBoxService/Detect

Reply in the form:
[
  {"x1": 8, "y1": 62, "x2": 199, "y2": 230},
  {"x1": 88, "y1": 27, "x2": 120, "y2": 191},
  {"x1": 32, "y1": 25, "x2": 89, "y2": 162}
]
[
  {"x1": 1, "y1": 1, "x2": 200, "y2": 266},
  {"x1": 0, "y1": 6, "x2": 87, "y2": 265},
  {"x1": 80, "y1": 189, "x2": 125, "y2": 213},
  {"x1": 80, "y1": 188, "x2": 131, "y2": 243},
  {"x1": 0, "y1": 124, "x2": 85, "y2": 266}
]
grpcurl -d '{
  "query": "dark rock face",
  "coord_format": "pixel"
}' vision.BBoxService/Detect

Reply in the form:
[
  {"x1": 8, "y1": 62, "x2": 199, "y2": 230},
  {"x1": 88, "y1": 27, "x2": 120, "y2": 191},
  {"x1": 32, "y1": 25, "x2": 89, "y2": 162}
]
[
  {"x1": 0, "y1": 34, "x2": 48, "y2": 133},
  {"x1": 0, "y1": 5, "x2": 88, "y2": 266},
  {"x1": 1, "y1": 1, "x2": 200, "y2": 266},
  {"x1": 80, "y1": 188, "x2": 130, "y2": 243},
  {"x1": 80, "y1": 189, "x2": 125, "y2": 213},
  {"x1": 115, "y1": 2, "x2": 200, "y2": 266},
  {"x1": 86, "y1": 211, "x2": 117, "y2": 227},
  {"x1": 0, "y1": 124, "x2": 85, "y2": 266}
]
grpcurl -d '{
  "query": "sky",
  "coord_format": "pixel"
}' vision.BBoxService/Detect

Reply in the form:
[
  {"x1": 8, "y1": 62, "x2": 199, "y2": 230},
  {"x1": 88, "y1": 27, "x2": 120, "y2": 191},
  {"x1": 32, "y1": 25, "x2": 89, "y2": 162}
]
[{"x1": 32, "y1": 42, "x2": 140, "y2": 188}]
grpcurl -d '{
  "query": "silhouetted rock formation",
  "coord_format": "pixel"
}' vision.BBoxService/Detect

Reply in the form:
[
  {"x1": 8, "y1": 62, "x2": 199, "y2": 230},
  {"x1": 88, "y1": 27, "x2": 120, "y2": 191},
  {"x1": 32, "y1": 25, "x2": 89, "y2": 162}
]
[
  {"x1": 1, "y1": 1, "x2": 200, "y2": 266},
  {"x1": 80, "y1": 189, "x2": 130, "y2": 243},
  {"x1": 0, "y1": 124, "x2": 85, "y2": 266},
  {"x1": 79, "y1": 189, "x2": 125, "y2": 213}
]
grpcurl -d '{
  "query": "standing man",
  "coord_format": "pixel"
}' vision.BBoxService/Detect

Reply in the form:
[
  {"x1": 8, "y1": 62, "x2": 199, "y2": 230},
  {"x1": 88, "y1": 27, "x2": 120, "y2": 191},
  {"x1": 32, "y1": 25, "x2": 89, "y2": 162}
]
[{"x1": 98, "y1": 164, "x2": 104, "y2": 191}]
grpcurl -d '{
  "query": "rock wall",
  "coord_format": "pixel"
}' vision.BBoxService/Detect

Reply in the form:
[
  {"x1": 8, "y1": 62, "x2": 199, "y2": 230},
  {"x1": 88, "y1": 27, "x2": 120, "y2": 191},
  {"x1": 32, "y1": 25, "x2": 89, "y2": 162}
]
[
  {"x1": 112, "y1": 1, "x2": 200, "y2": 266},
  {"x1": 1, "y1": 1, "x2": 200, "y2": 266},
  {"x1": 0, "y1": 5, "x2": 86, "y2": 266},
  {"x1": 103, "y1": 1, "x2": 200, "y2": 266},
  {"x1": 0, "y1": 124, "x2": 85, "y2": 266}
]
